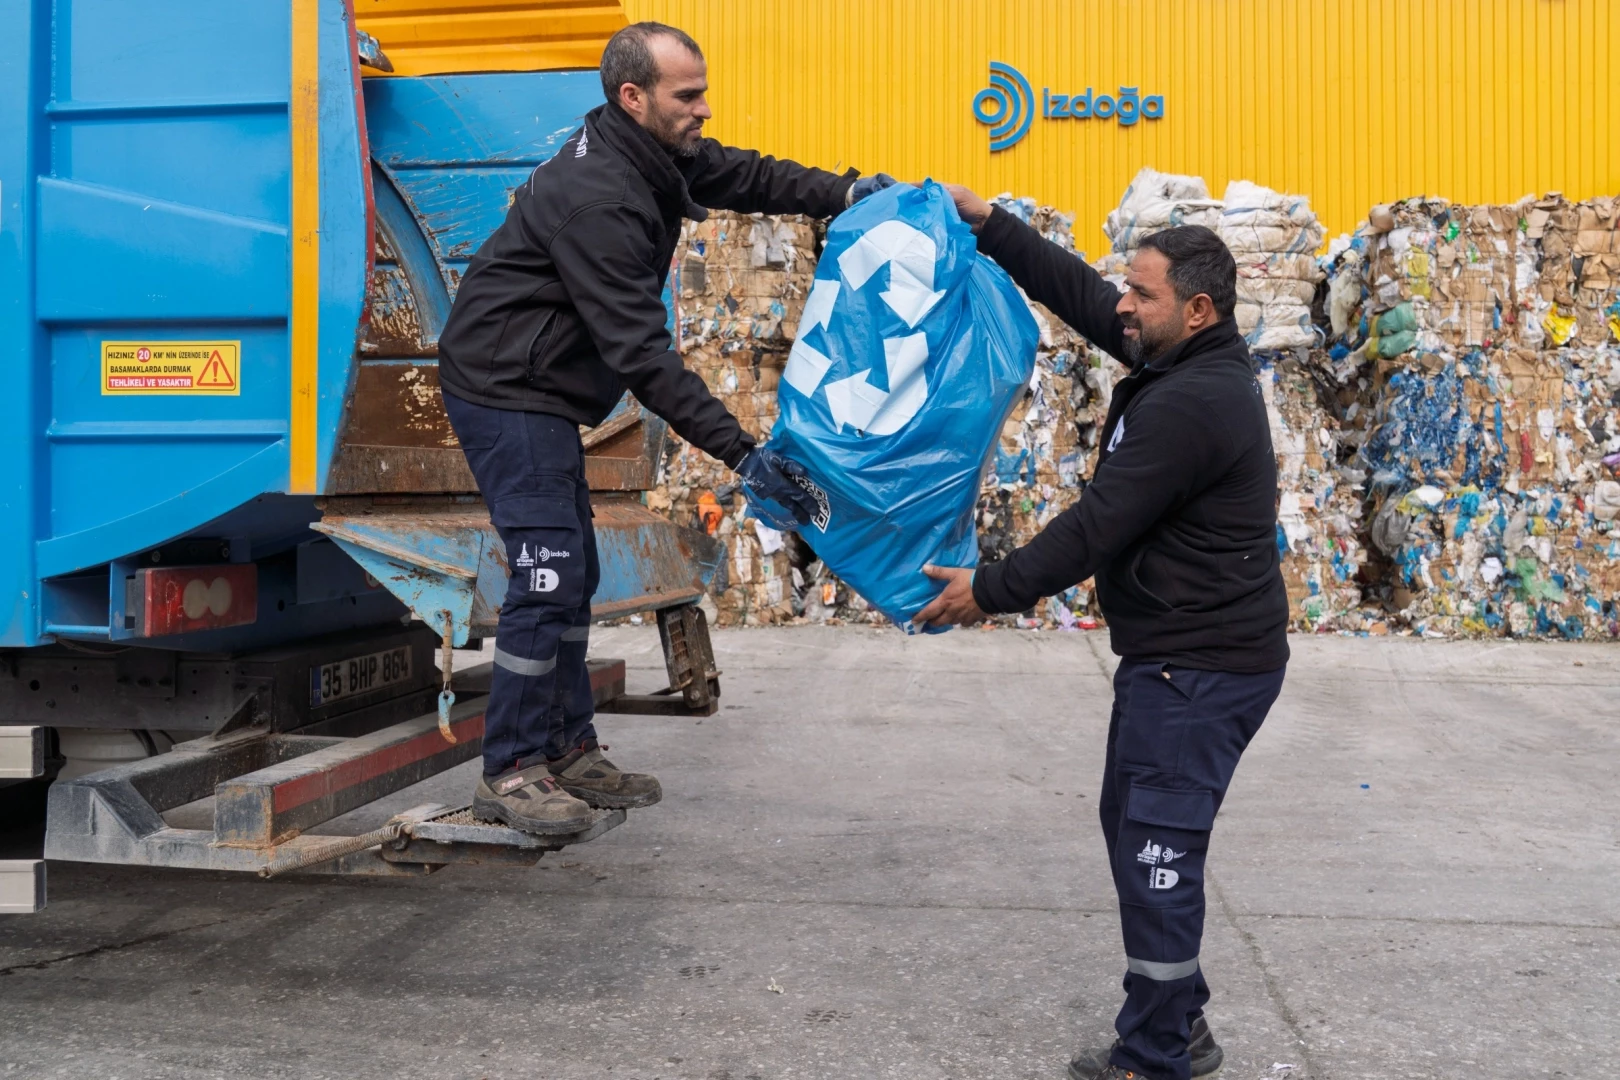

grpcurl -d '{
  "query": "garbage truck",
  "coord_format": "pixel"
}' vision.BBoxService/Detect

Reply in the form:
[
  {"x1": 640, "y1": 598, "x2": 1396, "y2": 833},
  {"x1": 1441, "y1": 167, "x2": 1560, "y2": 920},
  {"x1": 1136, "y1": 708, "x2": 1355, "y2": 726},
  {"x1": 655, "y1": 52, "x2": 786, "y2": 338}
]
[{"x1": 0, "y1": 0, "x2": 726, "y2": 912}]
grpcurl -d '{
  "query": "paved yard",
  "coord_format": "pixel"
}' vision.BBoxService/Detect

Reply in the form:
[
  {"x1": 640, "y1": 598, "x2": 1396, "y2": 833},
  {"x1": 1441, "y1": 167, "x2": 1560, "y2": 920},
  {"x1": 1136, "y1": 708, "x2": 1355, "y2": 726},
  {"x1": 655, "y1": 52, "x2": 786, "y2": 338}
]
[{"x1": 1, "y1": 629, "x2": 1615, "y2": 1079}]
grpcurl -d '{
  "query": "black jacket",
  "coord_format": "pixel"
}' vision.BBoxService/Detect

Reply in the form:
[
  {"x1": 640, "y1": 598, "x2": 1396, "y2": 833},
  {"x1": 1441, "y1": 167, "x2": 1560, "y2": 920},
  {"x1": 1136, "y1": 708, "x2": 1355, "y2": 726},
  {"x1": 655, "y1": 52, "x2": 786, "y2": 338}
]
[
  {"x1": 437, "y1": 102, "x2": 856, "y2": 467},
  {"x1": 970, "y1": 207, "x2": 1290, "y2": 673}
]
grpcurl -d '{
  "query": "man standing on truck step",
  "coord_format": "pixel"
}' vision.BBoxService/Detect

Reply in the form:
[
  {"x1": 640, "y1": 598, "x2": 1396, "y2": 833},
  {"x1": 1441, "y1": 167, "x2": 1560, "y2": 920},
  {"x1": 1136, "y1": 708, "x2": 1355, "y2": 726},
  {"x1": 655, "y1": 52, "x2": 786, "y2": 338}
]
[
  {"x1": 915, "y1": 188, "x2": 1290, "y2": 1080},
  {"x1": 436, "y1": 22, "x2": 894, "y2": 835}
]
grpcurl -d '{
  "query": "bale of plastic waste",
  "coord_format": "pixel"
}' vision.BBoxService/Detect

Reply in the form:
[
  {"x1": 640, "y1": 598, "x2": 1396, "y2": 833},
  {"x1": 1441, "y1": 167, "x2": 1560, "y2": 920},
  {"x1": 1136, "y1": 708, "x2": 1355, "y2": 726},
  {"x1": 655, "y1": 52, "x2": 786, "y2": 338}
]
[
  {"x1": 1103, "y1": 167, "x2": 1223, "y2": 254},
  {"x1": 1218, "y1": 180, "x2": 1326, "y2": 351}
]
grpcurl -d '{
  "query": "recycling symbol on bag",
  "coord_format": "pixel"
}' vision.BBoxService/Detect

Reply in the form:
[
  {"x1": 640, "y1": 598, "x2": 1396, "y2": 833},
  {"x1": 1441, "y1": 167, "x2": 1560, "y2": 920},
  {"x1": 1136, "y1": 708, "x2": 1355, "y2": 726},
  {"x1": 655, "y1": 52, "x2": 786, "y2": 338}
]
[{"x1": 782, "y1": 220, "x2": 946, "y2": 436}]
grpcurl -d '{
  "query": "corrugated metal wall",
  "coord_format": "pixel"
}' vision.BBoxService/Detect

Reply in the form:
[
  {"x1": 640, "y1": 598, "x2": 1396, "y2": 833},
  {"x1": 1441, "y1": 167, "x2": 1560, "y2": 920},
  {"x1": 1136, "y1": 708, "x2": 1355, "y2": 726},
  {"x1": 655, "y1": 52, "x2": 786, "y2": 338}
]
[
  {"x1": 356, "y1": 0, "x2": 626, "y2": 76},
  {"x1": 626, "y1": 0, "x2": 1620, "y2": 251}
]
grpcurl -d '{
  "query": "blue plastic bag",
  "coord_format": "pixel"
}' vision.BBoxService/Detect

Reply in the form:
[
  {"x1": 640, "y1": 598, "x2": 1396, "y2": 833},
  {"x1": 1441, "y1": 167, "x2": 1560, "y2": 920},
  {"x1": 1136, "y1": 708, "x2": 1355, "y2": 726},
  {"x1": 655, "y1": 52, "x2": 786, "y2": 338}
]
[{"x1": 747, "y1": 181, "x2": 1038, "y2": 631}]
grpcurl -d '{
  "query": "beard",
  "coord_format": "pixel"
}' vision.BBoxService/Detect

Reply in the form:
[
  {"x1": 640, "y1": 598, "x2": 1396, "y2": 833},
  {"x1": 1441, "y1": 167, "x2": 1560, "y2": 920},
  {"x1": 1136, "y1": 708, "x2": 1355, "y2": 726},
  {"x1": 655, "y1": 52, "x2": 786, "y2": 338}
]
[
  {"x1": 645, "y1": 101, "x2": 703, "y2": 157},
  {"x1": 1121, "y1": 317, "x2": 1179, "y2": 366}
]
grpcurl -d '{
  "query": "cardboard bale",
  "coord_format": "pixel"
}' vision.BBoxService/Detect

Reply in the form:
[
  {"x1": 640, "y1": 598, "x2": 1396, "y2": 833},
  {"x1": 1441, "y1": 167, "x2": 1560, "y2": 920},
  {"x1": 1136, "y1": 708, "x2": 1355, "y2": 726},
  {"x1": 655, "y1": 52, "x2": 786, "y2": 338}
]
[
  {"x1": 654, "y1": 211, "x2": 822, "y2": 625},
  {"x1": 1263, "y1": 355, "x2": 1368, "y2": 631},
  {"x1": 1357, "y1": 345, "x2": 1620, "y2": 639}
]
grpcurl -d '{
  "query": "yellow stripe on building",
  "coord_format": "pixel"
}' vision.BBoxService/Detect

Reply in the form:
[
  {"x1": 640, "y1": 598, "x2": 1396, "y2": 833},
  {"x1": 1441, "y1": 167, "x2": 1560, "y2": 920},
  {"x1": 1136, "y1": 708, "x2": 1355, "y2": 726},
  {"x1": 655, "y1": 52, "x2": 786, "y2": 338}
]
[
  {"x1": 627, "y1": 0, "x2": 1620, "y2": 249},
  {"x1": 289, "y1": 0, "x2": 321, "y2": 494},
  {"x1": 355, "y1": 0, "x2": 628, "y2": 76}
]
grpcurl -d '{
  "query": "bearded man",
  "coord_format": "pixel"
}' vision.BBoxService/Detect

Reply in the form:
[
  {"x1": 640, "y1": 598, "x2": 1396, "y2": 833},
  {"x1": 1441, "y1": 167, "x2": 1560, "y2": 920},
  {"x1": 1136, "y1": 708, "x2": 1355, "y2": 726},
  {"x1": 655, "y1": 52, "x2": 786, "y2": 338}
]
[
  {"x1": 436, "y1": 21, "x2": 892, "y2": 832},
  {"x1": 916, "y1": 190, "x2": 1290, "y2": 1080}
]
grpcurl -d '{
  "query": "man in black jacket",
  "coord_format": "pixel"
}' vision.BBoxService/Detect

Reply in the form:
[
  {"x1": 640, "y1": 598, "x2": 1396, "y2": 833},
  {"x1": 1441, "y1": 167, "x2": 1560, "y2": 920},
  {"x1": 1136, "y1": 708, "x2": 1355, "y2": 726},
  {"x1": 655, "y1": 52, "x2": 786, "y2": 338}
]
[
  {"x1": 437, "y1": 22, "x2": 891, "y2": 835},
  {"x1": 916, "y1": 188, "x2": 1290, "y2": 1080}
]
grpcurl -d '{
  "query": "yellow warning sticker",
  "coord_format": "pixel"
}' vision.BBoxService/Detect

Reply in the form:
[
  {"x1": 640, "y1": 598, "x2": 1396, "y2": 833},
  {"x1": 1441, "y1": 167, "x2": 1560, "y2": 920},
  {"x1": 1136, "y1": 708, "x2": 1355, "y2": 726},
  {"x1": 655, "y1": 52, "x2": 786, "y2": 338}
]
[{"x1": 101, "y1": 341, "x2": 241, "y2": 395}]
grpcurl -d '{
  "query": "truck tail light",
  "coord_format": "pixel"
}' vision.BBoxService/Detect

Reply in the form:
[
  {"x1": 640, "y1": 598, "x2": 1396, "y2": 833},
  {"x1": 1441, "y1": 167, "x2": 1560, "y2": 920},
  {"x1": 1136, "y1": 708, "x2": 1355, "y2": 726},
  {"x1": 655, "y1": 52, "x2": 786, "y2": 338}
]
[{"x1": 126, "y1": 564, "x2": 258, "y2": 637}]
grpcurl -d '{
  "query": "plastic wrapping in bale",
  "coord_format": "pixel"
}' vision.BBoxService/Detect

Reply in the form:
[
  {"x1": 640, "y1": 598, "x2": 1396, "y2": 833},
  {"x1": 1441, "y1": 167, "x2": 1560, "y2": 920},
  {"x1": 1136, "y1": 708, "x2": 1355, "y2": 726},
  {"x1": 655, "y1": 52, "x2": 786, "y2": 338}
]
[{"x1": 745, "y1": 182, "x2": 1039, "y2": 631}]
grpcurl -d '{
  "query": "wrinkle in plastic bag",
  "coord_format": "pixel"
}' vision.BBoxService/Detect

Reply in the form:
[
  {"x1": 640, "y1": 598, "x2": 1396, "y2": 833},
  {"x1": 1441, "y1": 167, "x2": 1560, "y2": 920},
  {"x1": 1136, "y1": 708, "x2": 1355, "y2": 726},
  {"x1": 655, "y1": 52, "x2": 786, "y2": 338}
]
[{"x1": 747, "y1": 181, "x2": 1039, "y2": 631}]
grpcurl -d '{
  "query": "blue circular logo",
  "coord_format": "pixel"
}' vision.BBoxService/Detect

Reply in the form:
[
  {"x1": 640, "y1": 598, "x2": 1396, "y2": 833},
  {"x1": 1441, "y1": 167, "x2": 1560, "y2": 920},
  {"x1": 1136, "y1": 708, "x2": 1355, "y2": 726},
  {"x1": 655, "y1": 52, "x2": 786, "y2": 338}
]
[{"x1": 973, "y1": 62, "x2": 1034, "y2": 151}]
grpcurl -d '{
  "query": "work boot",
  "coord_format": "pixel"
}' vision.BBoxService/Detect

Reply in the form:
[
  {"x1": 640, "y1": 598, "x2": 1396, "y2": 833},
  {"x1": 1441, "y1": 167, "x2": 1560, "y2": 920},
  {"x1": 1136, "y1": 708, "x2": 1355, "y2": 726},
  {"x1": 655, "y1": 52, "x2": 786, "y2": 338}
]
[
  {"x1": 547, "y1": 738, "x2": 662, "y2": 809},
  {"x1": 472, "y1": 759, "x2": 594, "y2": 835},
  {"x1": 1066, "y1": 1014, "x2": 1223, "y2": 1079}
]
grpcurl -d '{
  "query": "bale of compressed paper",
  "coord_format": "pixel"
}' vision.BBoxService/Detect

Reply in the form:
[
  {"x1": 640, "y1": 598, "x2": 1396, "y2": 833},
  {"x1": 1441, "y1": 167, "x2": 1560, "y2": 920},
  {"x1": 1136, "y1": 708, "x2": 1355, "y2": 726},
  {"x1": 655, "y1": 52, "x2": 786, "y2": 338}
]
[
  {"x1": 650, "y1": 211, "x2": 824, "y2": 626},
  {"x1": 1262, "y1": 353, "x2": 1367, "y2": 631}
]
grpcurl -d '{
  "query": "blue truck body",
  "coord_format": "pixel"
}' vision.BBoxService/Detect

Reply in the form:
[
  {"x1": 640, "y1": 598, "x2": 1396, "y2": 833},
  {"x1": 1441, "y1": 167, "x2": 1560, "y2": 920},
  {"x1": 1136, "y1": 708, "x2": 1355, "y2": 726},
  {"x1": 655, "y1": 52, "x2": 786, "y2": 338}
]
[{"x1": 1, "y1": 0, "x2": 710, "y2": 660}]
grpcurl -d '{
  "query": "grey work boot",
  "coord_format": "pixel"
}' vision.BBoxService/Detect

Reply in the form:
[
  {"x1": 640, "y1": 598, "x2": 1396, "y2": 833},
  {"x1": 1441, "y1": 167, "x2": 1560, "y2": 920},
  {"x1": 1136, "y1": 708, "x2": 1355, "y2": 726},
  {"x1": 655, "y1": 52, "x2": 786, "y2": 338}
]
[
  {"x1": 473, "y1": 760, "x2": 594, "y2": 835},
  {"x1": 547, "y1": 739, "x2": 662, "y2": 809},
  {"x1": 1067, "y1": 1014, "x2": 1224, "y2": 1079}
]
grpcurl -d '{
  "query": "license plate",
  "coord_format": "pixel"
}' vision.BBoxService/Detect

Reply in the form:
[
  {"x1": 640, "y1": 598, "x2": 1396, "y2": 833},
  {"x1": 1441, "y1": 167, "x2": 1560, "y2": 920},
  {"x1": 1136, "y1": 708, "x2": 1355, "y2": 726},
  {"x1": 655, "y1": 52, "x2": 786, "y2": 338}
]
[{"x1": 310, "y1": 646, "x2": 412, "y2": 707}]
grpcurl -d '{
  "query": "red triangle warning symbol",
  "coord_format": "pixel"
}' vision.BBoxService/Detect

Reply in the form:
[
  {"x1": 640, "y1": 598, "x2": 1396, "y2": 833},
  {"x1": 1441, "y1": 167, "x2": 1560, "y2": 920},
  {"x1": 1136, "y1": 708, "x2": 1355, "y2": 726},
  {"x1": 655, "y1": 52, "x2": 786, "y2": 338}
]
[{"x1": 197, "y1": 350, "x2": 236, "y2": 388}]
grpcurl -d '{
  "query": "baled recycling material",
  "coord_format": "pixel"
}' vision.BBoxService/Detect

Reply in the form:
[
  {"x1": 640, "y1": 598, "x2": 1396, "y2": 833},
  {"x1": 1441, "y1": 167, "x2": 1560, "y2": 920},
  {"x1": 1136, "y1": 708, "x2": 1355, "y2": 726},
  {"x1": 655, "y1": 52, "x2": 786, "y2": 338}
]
[
  {"x1": 648, "y1": 209, "x2": 823, "y2": 626},
  {"x1": 1101, "y1": 168, "x2": 1326, "y2": 352},
  {"x1": 745, "y1": 182, "x2": 1038, "y2": 629},
  {"x1": 1101, "y1": 167, "x2": 1223, "y2": 252},
  {"x1": 1219, "y1": 179, "x2": 1326, "y2": 352},
  {"x1": 1323, "y1": 193, "x2": 1620, "y2": 639},
  {"x1": 650, "y1": 176, "x2": 1619, "y2": 641}
]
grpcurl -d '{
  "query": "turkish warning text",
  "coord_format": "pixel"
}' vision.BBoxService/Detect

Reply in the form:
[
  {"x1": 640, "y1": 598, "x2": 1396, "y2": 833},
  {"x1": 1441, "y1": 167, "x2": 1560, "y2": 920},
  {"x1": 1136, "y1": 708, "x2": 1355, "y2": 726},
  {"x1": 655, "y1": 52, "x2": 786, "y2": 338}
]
[{"x1": 101, "y1": 341, "x2": 242, "y2": 395}]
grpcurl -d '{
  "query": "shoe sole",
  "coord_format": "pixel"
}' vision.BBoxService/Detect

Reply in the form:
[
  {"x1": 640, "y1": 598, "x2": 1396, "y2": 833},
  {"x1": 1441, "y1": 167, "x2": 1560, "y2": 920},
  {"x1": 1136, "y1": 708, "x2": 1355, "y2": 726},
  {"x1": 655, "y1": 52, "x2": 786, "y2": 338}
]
[
  {"x1": 472, "y1": 794, "x2": 595, "y2": 835},
  {"x1": 557, "y1": 783, "x2": 662, "y2": 810},
  {"x1": 1065, "y1": 1049, "x2": 1222, "y2": 1080}
]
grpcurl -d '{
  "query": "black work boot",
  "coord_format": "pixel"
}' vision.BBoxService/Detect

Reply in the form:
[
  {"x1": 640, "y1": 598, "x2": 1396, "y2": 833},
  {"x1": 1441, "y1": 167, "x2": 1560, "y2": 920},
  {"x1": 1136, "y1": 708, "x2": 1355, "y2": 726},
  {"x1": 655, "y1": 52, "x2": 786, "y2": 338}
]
[
  {"x1": 473, "y1": 759, "x2": 594, "y2": 834},
  {"x1": 1067, "y1": 1014, "x2": 1224, "y2": 1079},
  {"x1": 548, "y1": 738, "x2": 662, "y2": 809}
]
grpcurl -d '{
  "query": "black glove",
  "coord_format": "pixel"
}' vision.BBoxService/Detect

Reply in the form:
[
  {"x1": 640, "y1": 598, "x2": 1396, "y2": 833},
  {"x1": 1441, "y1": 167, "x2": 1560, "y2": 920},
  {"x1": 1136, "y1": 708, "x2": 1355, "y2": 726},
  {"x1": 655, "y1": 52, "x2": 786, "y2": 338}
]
[
  {"x1": 847, "y1": 172, "x2": 898, "y2": 206},
  {"x1": 736, "y1": 448, "x2": 822, "y2": 529}
]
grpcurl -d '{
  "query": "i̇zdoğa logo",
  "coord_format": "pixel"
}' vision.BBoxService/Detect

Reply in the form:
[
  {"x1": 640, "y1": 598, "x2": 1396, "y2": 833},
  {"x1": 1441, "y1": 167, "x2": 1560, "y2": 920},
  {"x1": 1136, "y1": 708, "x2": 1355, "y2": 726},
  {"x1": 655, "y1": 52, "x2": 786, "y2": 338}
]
[{"x1": 973, "y1": 61, "x2": 1165, "y2": 151}]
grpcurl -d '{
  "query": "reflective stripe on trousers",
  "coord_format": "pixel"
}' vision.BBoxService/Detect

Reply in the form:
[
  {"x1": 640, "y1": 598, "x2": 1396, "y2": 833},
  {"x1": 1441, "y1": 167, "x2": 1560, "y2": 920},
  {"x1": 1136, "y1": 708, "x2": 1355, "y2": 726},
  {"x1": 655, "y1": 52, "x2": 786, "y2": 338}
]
[{"x1": 1099, "y1": 659, "x2": 1285, "y2": 1080}]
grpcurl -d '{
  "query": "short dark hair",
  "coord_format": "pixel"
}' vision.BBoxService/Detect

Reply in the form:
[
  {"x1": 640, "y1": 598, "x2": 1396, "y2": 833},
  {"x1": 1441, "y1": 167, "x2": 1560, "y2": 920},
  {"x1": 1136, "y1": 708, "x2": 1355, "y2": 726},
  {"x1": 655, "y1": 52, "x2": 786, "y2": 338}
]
[
  {"x1": 1136, "y1": 226, "x2": 1238, "y2": 319},
  {"x1": 599, "y1": 22, "x2": 703, "y2": 104}
]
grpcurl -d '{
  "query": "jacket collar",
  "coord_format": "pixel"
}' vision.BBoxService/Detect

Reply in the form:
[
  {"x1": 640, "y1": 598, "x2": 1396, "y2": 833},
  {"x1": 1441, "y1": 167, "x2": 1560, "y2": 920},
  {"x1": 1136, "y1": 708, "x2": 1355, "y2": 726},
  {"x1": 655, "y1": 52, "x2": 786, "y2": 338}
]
[
  {"x1": 1138, "y1": 318, "x2": 1248, "y2": 375},
  {"x1": 589, "y1": 101, "x2": 709, "y2": 222}
]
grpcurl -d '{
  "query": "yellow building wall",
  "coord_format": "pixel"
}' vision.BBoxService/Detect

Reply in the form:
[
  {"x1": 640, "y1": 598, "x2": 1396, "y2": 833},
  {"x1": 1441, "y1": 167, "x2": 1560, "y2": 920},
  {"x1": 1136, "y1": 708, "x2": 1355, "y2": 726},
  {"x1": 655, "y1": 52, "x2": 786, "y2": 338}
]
[
  {"x1": 355, "y1": 0, "x2": 627, "y2": 76},
  {"x1": 626, "y1": 0, "x2": 1620, "y2": 252}
]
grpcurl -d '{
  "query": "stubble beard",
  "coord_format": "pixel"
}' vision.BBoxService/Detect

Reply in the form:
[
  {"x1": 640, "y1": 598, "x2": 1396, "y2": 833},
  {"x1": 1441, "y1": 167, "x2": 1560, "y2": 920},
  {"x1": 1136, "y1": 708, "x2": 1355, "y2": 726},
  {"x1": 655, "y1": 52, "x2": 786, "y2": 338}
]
[
  {"x1": 1122, "y1": 321, "x2": 1176, "y2": 366},
  {"x1": 647, "y1": 102, "x2": 703, "y2": 158}
]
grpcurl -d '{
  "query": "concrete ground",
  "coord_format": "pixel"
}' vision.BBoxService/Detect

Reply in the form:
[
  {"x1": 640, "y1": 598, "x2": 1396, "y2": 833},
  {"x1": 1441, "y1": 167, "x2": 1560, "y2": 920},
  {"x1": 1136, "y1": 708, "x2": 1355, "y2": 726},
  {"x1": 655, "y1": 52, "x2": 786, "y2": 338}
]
[{"x1": 1, "y1": 629, "x2": 1616, "y2": 1080}]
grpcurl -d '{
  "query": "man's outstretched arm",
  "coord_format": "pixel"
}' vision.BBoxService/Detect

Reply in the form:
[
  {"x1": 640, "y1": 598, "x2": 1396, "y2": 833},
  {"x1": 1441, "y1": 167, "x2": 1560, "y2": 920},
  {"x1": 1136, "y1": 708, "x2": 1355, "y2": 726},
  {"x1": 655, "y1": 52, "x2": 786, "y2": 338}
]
[
  {"x1": 946, "y1": 185, "x2": 1129, "y2": 362},
  {"x1": 687, "y1": 142, "x2": 856, "y2": 219}
]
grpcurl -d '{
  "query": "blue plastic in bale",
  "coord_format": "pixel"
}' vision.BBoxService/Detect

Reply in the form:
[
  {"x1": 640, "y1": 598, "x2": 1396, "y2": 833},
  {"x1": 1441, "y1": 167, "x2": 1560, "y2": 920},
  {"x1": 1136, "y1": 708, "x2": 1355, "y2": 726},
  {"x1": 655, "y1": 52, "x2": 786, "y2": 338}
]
[{"x1": 746, "y1": 182, "x2": 1038, "y2": 631}]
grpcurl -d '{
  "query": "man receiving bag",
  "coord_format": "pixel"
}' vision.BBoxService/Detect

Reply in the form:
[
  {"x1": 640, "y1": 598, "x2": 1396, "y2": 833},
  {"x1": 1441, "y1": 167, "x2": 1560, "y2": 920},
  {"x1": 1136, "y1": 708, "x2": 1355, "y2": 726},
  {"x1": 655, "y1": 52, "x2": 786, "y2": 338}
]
[{"x1": 915, "y1": 186, "x2": 1290, "y2": 1080}]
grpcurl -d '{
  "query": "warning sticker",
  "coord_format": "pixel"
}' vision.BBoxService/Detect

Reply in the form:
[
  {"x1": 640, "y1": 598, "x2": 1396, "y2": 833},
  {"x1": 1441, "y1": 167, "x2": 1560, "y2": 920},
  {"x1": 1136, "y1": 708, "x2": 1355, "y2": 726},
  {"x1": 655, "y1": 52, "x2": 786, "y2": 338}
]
[{"x1": 101, "y1": 341, "x2": 241, "y2": 395}]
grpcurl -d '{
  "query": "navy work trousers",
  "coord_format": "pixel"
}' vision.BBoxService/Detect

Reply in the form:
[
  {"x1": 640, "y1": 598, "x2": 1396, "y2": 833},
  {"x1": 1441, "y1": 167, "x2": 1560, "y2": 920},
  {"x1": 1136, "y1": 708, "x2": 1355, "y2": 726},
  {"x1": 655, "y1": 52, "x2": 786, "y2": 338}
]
[
  {"x1": 441, "y1": 391, "x2": 599, "y2": 776},
  {"x1": 1101, "y1": 659, "x2": 1285, "y2": 1080}
]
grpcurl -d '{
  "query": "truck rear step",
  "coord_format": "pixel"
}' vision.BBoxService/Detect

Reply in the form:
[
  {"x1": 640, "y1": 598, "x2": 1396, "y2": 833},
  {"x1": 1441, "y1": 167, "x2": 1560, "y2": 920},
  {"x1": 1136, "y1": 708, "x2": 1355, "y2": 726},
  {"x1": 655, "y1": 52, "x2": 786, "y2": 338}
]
[{"x1": 43, "y1": 660, "x2": 629, "y2": 879}]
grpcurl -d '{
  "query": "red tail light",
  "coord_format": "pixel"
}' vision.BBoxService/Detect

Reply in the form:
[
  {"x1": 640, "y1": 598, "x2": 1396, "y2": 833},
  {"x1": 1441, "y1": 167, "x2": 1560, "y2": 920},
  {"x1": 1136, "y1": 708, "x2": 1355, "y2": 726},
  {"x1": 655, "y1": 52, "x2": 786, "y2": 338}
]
[{"x1": 127, "y1": 564, "x2": 258, "y2": 637}]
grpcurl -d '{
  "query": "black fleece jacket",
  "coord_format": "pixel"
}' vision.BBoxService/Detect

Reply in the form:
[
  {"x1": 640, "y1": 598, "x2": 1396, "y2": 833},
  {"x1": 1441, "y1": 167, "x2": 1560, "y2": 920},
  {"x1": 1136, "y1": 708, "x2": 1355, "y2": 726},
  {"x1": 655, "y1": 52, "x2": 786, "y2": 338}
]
[
  {"x1": 970, "y1": 207, "x2": 1290, "y2": 673},
  {"x1": 437, "y1": 102, "x2": 856, "y2": 468}
]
